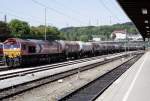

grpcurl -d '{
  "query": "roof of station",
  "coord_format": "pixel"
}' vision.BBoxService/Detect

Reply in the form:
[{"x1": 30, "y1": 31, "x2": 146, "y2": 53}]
[{"x1": 117, "y1": 0, "x2": 150, "y2": 39}]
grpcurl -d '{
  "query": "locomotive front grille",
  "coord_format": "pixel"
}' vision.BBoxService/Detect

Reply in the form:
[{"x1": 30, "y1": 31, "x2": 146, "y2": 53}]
[{"x1": 4, "y1": 49, "x2": 21, "y2": 58}]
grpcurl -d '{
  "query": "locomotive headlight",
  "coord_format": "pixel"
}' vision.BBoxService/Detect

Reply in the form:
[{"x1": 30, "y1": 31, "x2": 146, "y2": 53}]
[
  {"x1": 142, "y1": 8, "x2": 147, "y2": 15},
  {"x1": 145, "y1": 20, "x2": 149, "y2": 24}
]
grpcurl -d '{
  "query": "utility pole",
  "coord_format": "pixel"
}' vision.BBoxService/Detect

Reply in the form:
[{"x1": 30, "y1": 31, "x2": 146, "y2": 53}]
[
  {"x1": 109, "y1": 16, "x2": 112, "y2": 25},
  {"x1": 66, "y1": 22, "x2": 69, "y2": 27},
  {"x1": 88, "y1": 19, "x2": 91, "y2": 26},
  {"x1": 44, "y1": 8, "x2": 47, "y2": 40},
  {"x1": 125, "y1": 29, "x2": 127, "y2": 53},
  {"x1": 4, "y1": 14, "x2": 7, "y2": 23},
  {"x1": 96, "y1": 19, "x2": 99, "y2": 26},
  {"x1": 106, "y1": 16, "x2": 112, "y2": 54}
]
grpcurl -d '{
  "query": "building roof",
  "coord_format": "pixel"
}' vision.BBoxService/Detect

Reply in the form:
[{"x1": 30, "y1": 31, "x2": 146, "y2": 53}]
[
  {"x1": 117, "y1": 0, "x2": 150, "y2": 40},
  {"x1": 112, "y1": 30, "x2": 126, "y2": 34}
]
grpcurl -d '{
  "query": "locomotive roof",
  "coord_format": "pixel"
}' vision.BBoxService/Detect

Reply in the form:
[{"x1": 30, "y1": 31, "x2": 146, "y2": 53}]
[
  {"x1": 4, "y1": 38, "x2": 29, "y2": 43},
  {"x1": 4, "y1": 38, "x2": 36, "y2": 45},
  {"x1": 27, "y1": 39, "x2": 50, "y2": 44}
]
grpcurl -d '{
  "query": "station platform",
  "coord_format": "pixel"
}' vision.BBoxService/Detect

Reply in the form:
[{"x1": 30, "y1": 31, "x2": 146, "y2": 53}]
[{"x1": 96, "y1": 51, "x2": 150, "y2": 101}]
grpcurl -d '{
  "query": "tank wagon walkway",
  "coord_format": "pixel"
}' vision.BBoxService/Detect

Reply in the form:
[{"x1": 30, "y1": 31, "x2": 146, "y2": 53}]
[{"x1": 96, "y1": 50, "x2": 150, "y2": 101}]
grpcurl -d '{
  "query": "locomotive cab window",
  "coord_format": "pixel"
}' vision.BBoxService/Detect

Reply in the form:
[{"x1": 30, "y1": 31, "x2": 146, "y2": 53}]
[
  {"x1": 0, "y1": 44, "x2": 3, "y2": 49},
  {"x1": 22, "y1": 44, "x2": 26, "y2": 50},
  {"x1": 28, "y1": 46, "x2": 36, "y2": 53}
]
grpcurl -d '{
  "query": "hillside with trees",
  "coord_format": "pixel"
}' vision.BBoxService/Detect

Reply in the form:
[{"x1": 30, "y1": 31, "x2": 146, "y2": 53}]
[
  {"x1": 60, "y1": 22, "x2": 138, "y2": 41},
  {"x1": 0, "y1": 19, "x2": 138, "y2": 42}
]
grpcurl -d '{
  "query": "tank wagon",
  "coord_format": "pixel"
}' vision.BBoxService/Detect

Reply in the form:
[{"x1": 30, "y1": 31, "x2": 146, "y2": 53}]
[
  {"x1": 58, "y1": 40, "x2": 80, "y2": 59},
  {"x1": 77, "y1": 41, "x2": 93, "y2": 57}
]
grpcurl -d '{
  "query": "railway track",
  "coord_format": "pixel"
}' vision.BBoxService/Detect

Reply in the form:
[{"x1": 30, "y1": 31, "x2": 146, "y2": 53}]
[
  {"x1": 0, "y1": 61, "x2": 7, "y2": 71},
  {"x1": 0, "y1": 52, "x2": 133, "y2": 80},
  {"x1": 0, "y1": 66, "x2": 8, "y2": 71},
  {"x1": 0, "y1": 54, "x2": 109, "y2": 72},
  {"x1": 58, "y1": 54, "x2": 142, "y2": 101},
  {"x1": 0, "y1": 52, "x2": 138, "y2": 100},
  {"x1": 0, "y1": 51, "x2": 141, "y2": 72},
  {"x1": 0, "y1": 61, "x2": 4, "y2": 65}
]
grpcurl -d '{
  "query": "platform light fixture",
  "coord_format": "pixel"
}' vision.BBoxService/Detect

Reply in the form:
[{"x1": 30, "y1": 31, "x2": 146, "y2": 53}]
[
  {"x1": 142, "y1": 8, "x2": 148, "y2": 14},
  {"x1": 146, "y1": 26, "x2": 149, "y2": 29},
  {"x1": 145, "y1": 20, "x2": 149, "y2": 23},
  {"x1": 147, "y1": 31, "x2": 150, "y2": 32}
]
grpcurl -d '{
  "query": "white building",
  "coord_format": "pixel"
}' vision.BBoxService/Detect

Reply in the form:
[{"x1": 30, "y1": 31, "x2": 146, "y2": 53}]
[
  {"x1": 111, "y1": 30, "x2": 142, "y2": 41},
  {"x1": 92, "y1": 35, "x2": 102, "y2": 41},
  {"x1": 128, "y1": 34, "x2": 143, "y2": 40},
  {"x1": 111, "y1": 30, "x2": 126, "y2": 40}
]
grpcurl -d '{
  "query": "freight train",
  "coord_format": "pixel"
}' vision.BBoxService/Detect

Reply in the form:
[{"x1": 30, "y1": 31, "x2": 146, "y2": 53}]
[{"x1": 2, "y1": 38, "x2": 144, "y2": 67}]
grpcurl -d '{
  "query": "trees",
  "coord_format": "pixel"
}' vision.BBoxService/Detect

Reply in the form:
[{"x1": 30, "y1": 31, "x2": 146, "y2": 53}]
[
  {"x1": 0, "y1": 18, "x2": 137, "y2": 42},
  {"x1": 9, "y1": 19, "x2": 30, "y2": 37},
  {"x1": 0, "y1": 21, "x2": 11, "y2": 41},
  {"x1": 30, "y1": 25, "x2": 61, "y2": 40},
  {"x1": 60, "y1": 22, "x2": 138, "y2": 41},
  {"x1": 79, "y1": 35, "x2": 89, "y2": 42},
  {"x1": 6, "y1": 19, "x2": 61, "y2": 40},
  {"x1": 0, "y1": 21, "x2": 10, "y2": 35}
]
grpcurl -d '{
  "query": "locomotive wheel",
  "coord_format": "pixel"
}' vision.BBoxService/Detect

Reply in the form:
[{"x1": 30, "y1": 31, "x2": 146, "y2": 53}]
[
  {"x1": 7, "y1": 58, "x2": 14, "y2": 67},
  {"x1": 14, "y1": 57, "x2": 21, "y2": 67},
  {"x1": 48, "y1": 57, "x2": 51, "y2": 63}
]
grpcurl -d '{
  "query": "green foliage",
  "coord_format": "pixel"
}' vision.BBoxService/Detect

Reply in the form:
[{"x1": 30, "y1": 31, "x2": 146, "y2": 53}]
[
  {"x1": 0, "y1": 21, "x2": 11, "y2": 41},
  {"x1": 6, "y1": 19, "x2": 61, "y2": 40},
  {"x1": 0, "y1": 19, "x2": 138, "y2": 42},
  {"x1": 60, "y1": 22, "x2": 138, "y2": 41},
  {"x1": 79, "y1": 35, "x2": 89, "y2": 42},
  {"x1": 0, "y1": 21, "x2": 10, "y2": 35},
  {"x1": 9, "y1": 19, "x2": 30, "y2": 37},
  {"x1": 30, "y1": 25, "x2": 61, "y2": 40}
]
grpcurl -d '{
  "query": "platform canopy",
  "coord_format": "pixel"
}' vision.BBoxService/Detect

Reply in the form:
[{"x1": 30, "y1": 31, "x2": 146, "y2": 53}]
[{"x1": 117, "y1": 0, "x2": 150, "y2": 40}]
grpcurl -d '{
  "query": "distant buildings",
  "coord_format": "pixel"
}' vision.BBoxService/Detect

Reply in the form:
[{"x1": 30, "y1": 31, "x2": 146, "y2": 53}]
[
  {"x1": 111, "y1": 30, "x2": 142, "y2": 41},
  {"x1": 92, "y1": 35, "x2": 102, "y2": 41},
  {"x1": 92, "y1": 29, "x2": 143, "y2": 42},
  {"x1": 111, "y1": 30, "x2": 126, "y2": 40}
]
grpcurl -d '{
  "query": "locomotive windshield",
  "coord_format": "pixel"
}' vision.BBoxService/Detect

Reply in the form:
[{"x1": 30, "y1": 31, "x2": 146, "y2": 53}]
[
  {"x1": 0, "y1": 44, "x2": 3, "y2": 49},
  {"x1": 4, "y1": 43, "x2": 20, "y2": 49},
  {"x1": 0, "y1": 44, "x2": 3, "y2": 55}
]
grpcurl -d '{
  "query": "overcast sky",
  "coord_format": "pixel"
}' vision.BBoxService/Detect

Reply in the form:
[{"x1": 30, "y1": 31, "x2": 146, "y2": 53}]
[{"x1": 0, "y1": 0, "x2": 131, "y2": 28}]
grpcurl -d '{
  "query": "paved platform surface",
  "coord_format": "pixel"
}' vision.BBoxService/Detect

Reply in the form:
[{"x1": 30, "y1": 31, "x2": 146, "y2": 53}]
[{"x1": 96, "y1": 51, "x2": 150, "y2": 101}]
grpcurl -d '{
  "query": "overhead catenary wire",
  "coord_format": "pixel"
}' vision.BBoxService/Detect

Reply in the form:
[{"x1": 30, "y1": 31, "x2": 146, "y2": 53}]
[
  {"x1": 31, "y1": 0, "x2": 86, "y2": 24},
  {"x1": 6, "y1": 8, "x2": 54, "y2": 25},
  {"x1": 98, "y1": 0, "x2": 121, "y2": 23},
  {"x1": 0, "y1": 11, "x2": 24, "y2": 21},
  {"x1": 0, "y1": 11, "x2": 36, "y2": 25},
  {"x1": 106, "y1": 0, "x2": 130, "y2": 22},
  {"x1": 52, "y1": 0, "x2": 88, "y2": 20},
  {"x1": 0, "y1": 10, "x2": 53, "y2": 25}
]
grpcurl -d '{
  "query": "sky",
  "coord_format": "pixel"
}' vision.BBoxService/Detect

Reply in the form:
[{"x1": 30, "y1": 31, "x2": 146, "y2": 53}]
[{"x1": 0, "y1": 0, "x2": 131, "y2": 28}]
